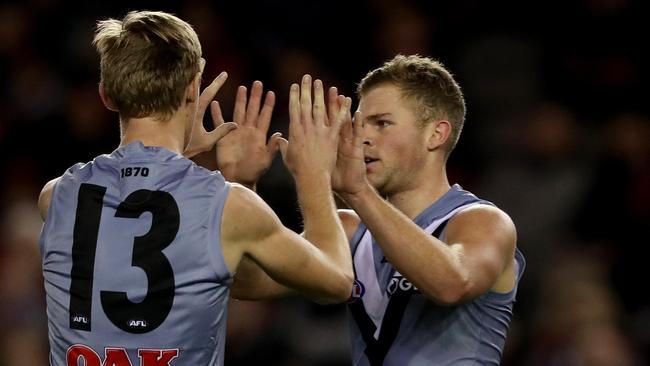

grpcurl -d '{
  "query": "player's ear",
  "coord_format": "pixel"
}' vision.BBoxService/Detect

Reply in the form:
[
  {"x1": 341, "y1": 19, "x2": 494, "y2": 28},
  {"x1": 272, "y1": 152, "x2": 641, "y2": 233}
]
[
  {"x1": 184, "y1": 71, "x2": 202, "y2": 104},
  {"x1": 185, "y1": 58, "x2": 204, "y2": 104},
  {"x1": 426, "y1": 119, "x2": 451, "y2": 151},
  {"x1": 98, "y1": 83, "x2": 118, "y2": 112}
]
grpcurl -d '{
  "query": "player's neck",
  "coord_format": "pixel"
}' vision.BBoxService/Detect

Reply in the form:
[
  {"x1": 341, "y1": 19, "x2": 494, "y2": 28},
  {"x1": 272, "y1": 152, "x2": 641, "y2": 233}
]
[
  {"x1": 119, "y1": 113, "x2": 188, "y2": 155},
  {"x1": 386, "y1": 167, "x2": 451, "y2": 219}
]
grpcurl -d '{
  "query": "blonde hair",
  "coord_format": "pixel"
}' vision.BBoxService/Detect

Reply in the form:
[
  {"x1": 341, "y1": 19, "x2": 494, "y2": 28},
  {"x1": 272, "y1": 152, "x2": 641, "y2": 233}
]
[
  {"x1": 93, "y1": 11, "x2": 202, "y2": 121},
  {"x1": 357, "y1": 55, "x2": 466, "y2": 155}
]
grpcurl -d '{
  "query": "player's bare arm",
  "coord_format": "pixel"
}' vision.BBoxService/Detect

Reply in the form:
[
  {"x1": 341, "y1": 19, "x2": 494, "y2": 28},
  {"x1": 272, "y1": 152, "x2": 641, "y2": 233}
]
[
  {"x1": 213, "y1": 78, "x2": 292, "y2": 299},
  {"x1": 223, "y1": 92, "x2": 356, "y2": 302},
  {"x1": 217, "y1": 79, "x2": 288, "y2": 299},
  {"x1": 229, "y1": 75, "x2": 354, "y2": 301},
  {"x1": 221, "y1": 184, "x2": 352, "y2": 304},
  {"x1": 343, "y1": 186, "x2": 516, "y2": 305},
  {"x1": 230, "y1": 209, "x2": 360, "y2": 300}
]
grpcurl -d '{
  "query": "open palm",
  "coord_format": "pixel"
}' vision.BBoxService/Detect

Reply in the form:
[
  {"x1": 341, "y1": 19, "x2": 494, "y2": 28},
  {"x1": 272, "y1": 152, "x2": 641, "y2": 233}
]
[{"x1": 215, "y1": 81, "x2": 282, "y2": 188}]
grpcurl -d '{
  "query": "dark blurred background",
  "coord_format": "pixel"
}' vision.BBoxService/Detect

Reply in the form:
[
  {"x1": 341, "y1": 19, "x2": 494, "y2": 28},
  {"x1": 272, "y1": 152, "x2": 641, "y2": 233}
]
[{"x1": 1, "y1": 0, "x2": 649, "y2": 365}]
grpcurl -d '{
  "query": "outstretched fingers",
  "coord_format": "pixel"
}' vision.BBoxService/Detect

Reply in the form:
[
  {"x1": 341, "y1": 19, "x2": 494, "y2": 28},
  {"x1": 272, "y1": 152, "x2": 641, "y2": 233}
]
[
  {"x1": 210, "y1": 101, "x2": 225, "y2": 127},
  {"x1": 198, "y1": 71, "x2": 228, "y2": 114},
  {"x1": 245, "y1": 81, "x2": 264, "y2": 126},
  {"x1": 300, "y1": 74, "x2": 313, "y2": 129},
  {"x1": 332, "y1": 96, "x2": 352, "y2": 133},
  {"x1": 233, "y1": 85, "x2": 248, "y2": 124},
  {"x1": 327, "y1": 87, "x2": 338, "y2": 127},
  {"x1": 257, "y1": 91, "x2": 276, "y2": 134},
  {"x1": 312, "y1": 79, "x2": 325, "y2": 126},
  {"x1": 288, "y1": 83, "x2": 302, "y2": 139},
  {"x1": 208, "y1": 100, "x2": 237, "y2": 142},
  {"x1": 352, "y1": 110, "x2": 363, "y2": 146},
  {"x1": 211, "y1": 122, "x2": 238, "y2": 142}
]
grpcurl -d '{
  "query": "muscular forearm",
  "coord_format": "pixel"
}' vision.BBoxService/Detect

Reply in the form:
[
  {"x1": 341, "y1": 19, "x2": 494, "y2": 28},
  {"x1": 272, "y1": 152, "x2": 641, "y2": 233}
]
[
  {"x1": 230, "y1": 174, "x2": 352, "y2": 302},
  {"x1": 296, "y1": 173, "x2": 345, "y2": 247},
  {"x1": 341, "y1": 184, "x2": 470, "y2": 304},
  {"x1": 231, "y1": 256, "x2": 293, "y2": 300},
  {"x1": 295, "y1": 172, "x2": 354, "y2": 299}
]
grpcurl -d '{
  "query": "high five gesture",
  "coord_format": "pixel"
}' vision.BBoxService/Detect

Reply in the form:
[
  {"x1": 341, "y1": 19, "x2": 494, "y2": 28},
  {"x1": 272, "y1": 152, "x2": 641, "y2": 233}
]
[
  {"x1": 215, "y1": 81, "x2": 283, "y2": 188},
  {"x1": 279, "y1": 75, "x2": 351, "y2": 180}
]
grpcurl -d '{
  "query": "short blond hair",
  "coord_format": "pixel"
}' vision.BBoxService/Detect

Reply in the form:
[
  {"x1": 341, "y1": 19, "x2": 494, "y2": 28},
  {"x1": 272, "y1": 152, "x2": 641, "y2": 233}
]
[
  {"x1": 93, "y1": 11, "x2": 202, "y2": 121},
  {"x1": 357, "y1": 55, "x2": 466, "y2": 155}
]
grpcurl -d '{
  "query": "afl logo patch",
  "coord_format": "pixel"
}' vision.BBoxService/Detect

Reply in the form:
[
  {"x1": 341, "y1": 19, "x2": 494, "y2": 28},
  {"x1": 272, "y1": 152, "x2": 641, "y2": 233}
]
[
  {"x1": 347, "y1": 279, "x2": 366, "y2": 303},
  {"x1": 127, "y1": 319, "x2": 148, "y2": 329}
]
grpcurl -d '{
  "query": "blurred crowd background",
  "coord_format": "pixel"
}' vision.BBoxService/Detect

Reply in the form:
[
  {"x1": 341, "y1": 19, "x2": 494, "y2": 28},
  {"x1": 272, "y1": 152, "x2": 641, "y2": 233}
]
[{"x1": 1, "y1": 0, "x2": 649, "y2": 365}]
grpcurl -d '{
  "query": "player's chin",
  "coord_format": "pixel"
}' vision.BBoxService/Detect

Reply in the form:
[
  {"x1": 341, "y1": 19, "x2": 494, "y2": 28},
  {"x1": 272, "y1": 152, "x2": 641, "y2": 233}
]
[
  {"x1": 364, "y1": 160, "x2": 380, "y2": 173},
  {"x1": 367, "y1": 175, "x2": 385, "y2": 193}
]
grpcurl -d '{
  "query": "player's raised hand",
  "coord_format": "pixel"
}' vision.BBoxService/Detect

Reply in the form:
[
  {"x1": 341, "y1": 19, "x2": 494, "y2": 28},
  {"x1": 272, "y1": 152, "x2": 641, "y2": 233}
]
[
  {"x1": 331, "y1": 100, "x2": 366, "y2": 195},
  {"x1": 216, "y1": 80, "x2": 282, "y2": 188},
  {"x1": 184, "y1": 71, "x2": 238, "y2": 158},
  {"x1": 279, "y1": 75, "x2": 351, "y2": 181}
]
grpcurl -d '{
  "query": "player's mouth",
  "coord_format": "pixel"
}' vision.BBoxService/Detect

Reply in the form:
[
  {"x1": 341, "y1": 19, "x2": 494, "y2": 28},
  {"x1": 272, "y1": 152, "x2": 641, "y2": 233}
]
[{"x1": 364, "y1": 157, "x2": 379, "y2": 168}]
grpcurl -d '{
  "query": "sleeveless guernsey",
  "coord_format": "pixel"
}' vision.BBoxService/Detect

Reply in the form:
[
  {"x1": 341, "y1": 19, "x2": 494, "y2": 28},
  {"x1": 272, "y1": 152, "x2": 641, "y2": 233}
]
[
  {"x1": 347, "y1": 184, "x2": 525, "y2": 365},
  {"x1": 39, "y1": 142, "x2": 232, "y2": 366}
]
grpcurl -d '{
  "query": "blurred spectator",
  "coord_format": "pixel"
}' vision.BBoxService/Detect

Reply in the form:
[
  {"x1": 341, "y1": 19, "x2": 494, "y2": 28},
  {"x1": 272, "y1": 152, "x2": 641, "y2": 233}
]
[
  {"x1": 477, "y1": 101, "x2": 592, "y2": 277},
  {"x1": 522, "y1": 248, "x2": 644, "y2": 365},
  {"x1": 371, "y1": 1, "x2": 435, "y2": 59},
  {"x1": 573, "y1": 111, "x2": 650, "y2": 360},
  {"x1": 0, "y1": 193, "x2": 49, "y2": 365}
]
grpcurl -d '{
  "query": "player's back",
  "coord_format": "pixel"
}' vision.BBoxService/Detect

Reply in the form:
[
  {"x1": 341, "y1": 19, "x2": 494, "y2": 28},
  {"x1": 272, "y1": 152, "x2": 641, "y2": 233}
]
[{"x1": 39, "y1": 141, "x2": 232, "y2": 366}]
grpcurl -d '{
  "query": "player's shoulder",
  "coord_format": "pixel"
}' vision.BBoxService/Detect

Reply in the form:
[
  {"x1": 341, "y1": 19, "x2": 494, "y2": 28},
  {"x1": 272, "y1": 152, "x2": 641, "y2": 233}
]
[
  {"x1": 226, "y1": 183, "x2": 266, "y2": 209},
  {"x1": 448, "y1": 203, "x2": 516, "y2": 242},
  {"x1": 222, "y1": 183, "x2": 282, "y2": 237},
  {"x1": 337, "y1": 208, "x2": 360, "y2": 225},
  {"x1": 337, "y1": 209, "x2": 361, "y2": 241},
  {"x1": 38, "y1": 177, "x2": 61, "y2": 221},
  {"x1": 455, "y1": 203, "x2": 514, "y2": 226},
  {"x1": 37, "y1": 160, "x2": 93, "y2": 221}
]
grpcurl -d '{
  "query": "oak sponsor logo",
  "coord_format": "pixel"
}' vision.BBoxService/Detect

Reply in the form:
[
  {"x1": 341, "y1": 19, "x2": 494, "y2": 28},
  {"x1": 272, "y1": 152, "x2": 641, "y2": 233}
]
[{"x1": 66, "y1": 344, "x2": 179, "y2": 366}]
